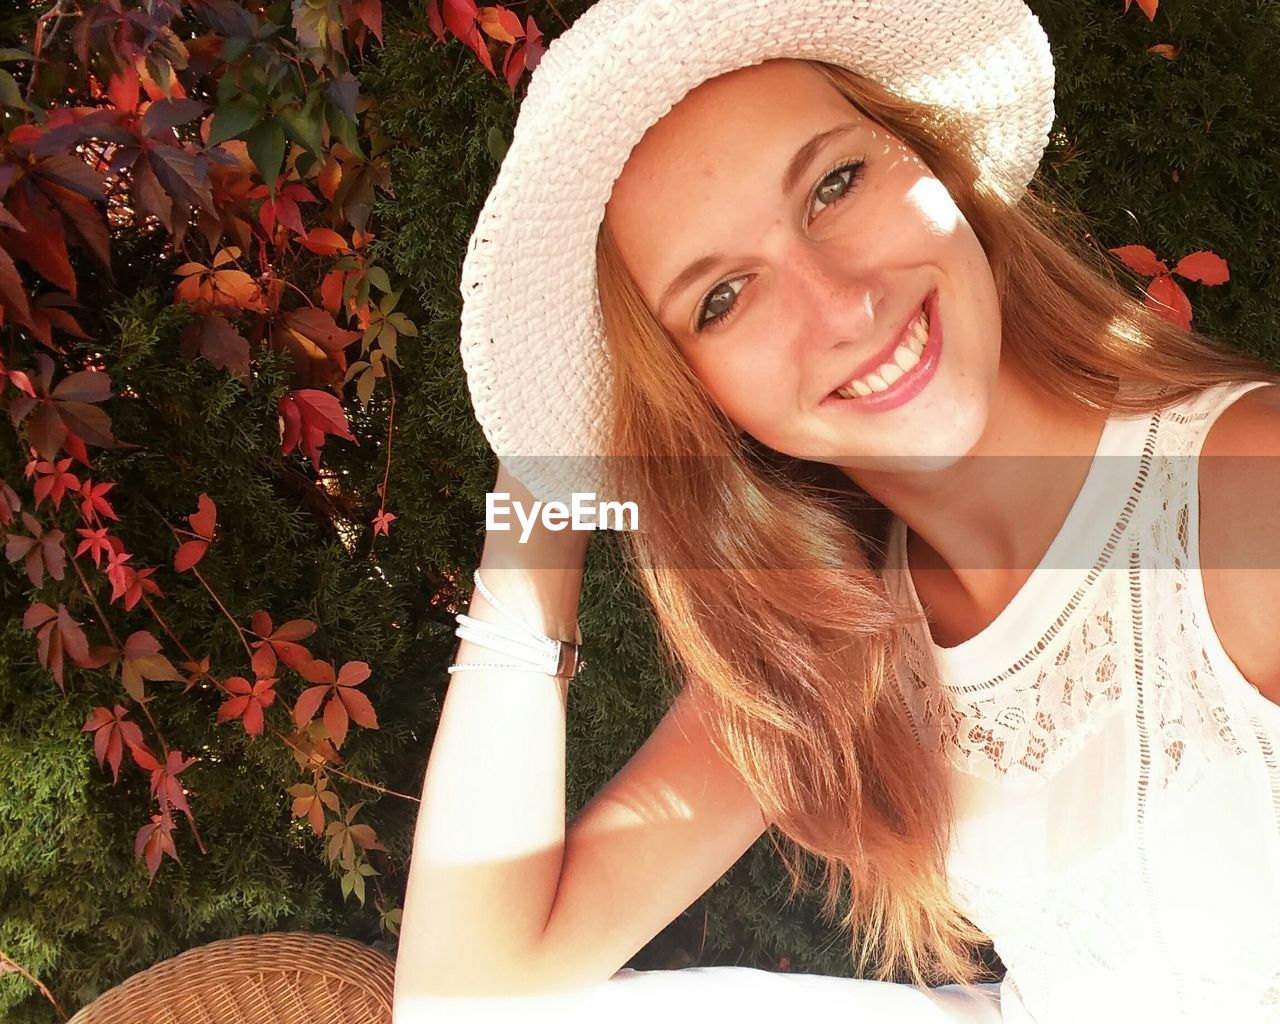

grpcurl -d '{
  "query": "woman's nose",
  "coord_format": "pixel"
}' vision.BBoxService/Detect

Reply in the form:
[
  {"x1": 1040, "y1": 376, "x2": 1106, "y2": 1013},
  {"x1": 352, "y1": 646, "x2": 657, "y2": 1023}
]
[{"x1": 779, "y1": 243, "x2": 878, "y2": 350}]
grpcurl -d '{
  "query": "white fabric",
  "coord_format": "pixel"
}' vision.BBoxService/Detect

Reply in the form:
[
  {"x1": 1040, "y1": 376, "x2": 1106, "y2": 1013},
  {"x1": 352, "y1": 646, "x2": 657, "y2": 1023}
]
[
  {"x1": 399, "y1": 971, "x2": 1003, "y2": 1023},
  {"x1": 882, "y1": 379, "x2": 1280, "y2": 1022}
]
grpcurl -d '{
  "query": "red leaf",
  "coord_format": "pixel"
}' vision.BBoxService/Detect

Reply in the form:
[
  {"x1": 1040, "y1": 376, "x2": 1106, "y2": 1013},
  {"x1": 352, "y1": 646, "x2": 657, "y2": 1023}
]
[
  {"x1": 274, "y1": 618, "x2": 319, "y2": 642},
  {"x1": 4, "y1": 186, "x2": 77, "y2": 294},
  {"x1": 135, "y1": 813, "x2": 179, "y2": 881},
  {"x1": 293, "y1": 684, "x2": 329, "y2": 728},
  {"x1": 323, "y1": 692, "x2": 350, "y2": 749},
  {"x1": 83, "y1": 703, "x2": 144, "y2": 783},
  {"x1": 0, "y1": 243, "x2": 33, "y2": 326},
  {"x1": 174, "y1": 539, "x2": 208, "y2": 571},
  {"x1": 337, "y1": 660, "x2": 371, "y2": 687},
  {"x1": 21, "y1": 601, "x2": 89, "y2": 690},
  {"x1": 1109, "y1": 244, "x2": 1166, "y2": 277},
  {"x1": 131, "y1": 743, "x2": 160, "y2": 772},
  {"x1": 179, "y1": 315, "x2": 251, "y2": 381},
  {"x1": 426, "y1": 0, "x2": 446, "y2": 42},
  {"x1": 216, "y1": 675, "x2": 277, "y2": 737},
  {"x1": 75, "y1": 525, "x2": 114, "y2": 568},
  {"x1": 278, "y1": 388, "x2": 357, "y2": 470},
  {"x1": 372, "y1": 508, "x2": 396, "y2": 536},
  {"x1": 107, "y1": 71, "x2": 142, "y2": 114},
  {"x1": 339, "y1": 686, "x2": 379, "y2": 730},
  {"x1": 149, "y1": 749, "x2": 197, "y2": 816},
  {"x1": 189, "y1": 492, "x2": 217, "y2": 539},
  {"x1": 77, "y1": 478, "x2": 119, "y2": 524},
  {"x1": 442, "y1": 0, "x2": 478, "y2": 39},
  {"x1": 1144, "y1": 273, "x2": 1193, "y2": 330},
  {"x1": 1172, "y1": 250, "x2": 1229, "y2": 286}
]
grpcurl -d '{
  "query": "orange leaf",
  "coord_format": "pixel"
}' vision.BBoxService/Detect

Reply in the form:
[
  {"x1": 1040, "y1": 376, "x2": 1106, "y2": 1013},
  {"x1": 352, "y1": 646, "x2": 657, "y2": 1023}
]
[
  {"x1": 299, "y1": 228, "x2": 351, "y2": 255},
  {"x1": 317, "y1": 156, "x2": 343, "y2": 201},
  {"x1": 478, "y1": 6, "x2": 522, "y2": 44}
]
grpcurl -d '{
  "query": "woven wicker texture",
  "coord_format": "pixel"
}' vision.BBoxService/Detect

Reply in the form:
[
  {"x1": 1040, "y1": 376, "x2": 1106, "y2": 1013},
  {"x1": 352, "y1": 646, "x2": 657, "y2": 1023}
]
[
  {"x1": 458, "y1": 0, "x2": 1056, "y2": 511},
  {"x1": 65, "y1": 932, "x2": 394, "y2": 1024}
]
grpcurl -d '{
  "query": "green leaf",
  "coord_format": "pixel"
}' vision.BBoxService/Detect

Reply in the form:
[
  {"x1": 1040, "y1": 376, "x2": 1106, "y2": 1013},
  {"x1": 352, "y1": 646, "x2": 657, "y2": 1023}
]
[
  {"x1": 324, "y1": 100, "x2": 364, "y2": 158},
  {"x1": 378, "y1": 289, "x2": 400, "y2": 315},
  {"x1": 207, "y1": 98, "x2": 263, "y2": 147},
  {"x1": 387, "y1": 313, "x2": 417, "y2": 336},
  {"x1": 245, "y1": 117, "x2": 287, "y2": 189},
  {"x1": 277, "y1": 100, "x2": 325, "y2": 158},
  {"x1": 147, "y1": 54, "x2": 172, "y2": 94},
  {"x1": 364, "y1": 266, "x2": 391, "y2": 294},
  {"x1": 486, "y1": 126, "x2": 509, "y2": 164},
  {"x1": 0, "y1": 69, "x2": 30, "y2": 111},
  {"x1": 0, "y1": 49, "x2": 33, "y2": 63},
  {"x1": 356, "y1": 367, "x2": 376, "y2": 406},
  {"x1": 266, "y1": 61, "x2": 291, "y2": 93},
  {"x1": 219, "y1": 35, "x2": 251, "y2": 63},
  {"x1": 377, "y1": 326, "x2": 397, "y2": 365}
]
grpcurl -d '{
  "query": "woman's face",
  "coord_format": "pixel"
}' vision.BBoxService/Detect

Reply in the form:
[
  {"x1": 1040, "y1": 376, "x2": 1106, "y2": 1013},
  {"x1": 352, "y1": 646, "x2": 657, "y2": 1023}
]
[{"x1": 603, "y1": 59, "x2": 1003, "y2": 474}]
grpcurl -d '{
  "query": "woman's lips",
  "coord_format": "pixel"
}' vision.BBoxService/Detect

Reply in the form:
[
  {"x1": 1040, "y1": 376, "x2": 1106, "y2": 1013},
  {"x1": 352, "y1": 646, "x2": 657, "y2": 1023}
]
[{"x1": 819, "y1": 289, "x2": 942, "y2": 413}]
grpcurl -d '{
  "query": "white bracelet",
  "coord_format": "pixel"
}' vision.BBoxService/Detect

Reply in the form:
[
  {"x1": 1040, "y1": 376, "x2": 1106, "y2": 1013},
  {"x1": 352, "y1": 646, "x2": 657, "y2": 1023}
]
[{"x1": 447, "y1": 570, "x2": 582, "y2": 678}]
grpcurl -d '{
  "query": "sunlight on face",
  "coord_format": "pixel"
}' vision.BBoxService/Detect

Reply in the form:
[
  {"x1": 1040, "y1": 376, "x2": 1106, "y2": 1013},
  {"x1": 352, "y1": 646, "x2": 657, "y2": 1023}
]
[{"x1": 602, "y1": 59, "x2": 1003, "y2": 474}]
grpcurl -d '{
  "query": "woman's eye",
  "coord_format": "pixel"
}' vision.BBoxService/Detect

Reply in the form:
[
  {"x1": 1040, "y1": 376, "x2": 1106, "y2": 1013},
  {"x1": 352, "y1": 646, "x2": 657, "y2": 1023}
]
[
  {"x1": 695, "y1": 277, "x2": 746, "y2": 332},
  {"x1": 691, "y1": 161, "x2": 863, "y2": 333},
  {"x1": 810, "y1": 161, "x2": 864, "y2": 218}
]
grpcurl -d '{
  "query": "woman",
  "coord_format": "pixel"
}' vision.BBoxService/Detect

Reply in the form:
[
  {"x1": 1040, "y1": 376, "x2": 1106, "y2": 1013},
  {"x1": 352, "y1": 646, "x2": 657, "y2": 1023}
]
[{"x1": 394, "y1": 1, "x2": 1280, "y2": 1021}]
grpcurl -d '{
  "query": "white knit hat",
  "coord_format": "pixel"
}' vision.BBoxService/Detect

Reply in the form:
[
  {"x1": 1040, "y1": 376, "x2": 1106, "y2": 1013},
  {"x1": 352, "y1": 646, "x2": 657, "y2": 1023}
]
[{"x1": 458, "y1": 0, "x2": 1056, "y2": 515}]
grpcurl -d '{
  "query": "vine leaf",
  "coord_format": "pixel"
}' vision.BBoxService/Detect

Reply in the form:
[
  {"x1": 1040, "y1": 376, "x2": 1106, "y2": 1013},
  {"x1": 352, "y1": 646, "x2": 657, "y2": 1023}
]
[{"x1": 83, "y1": 704, "x2": 145, "y2": 783}]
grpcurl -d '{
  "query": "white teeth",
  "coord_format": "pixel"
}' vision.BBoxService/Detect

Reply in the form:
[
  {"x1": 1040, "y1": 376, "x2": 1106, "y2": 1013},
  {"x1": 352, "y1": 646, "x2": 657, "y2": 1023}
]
[{"x1": 832, "y1": 306, "x2": 931, "y2": 400}]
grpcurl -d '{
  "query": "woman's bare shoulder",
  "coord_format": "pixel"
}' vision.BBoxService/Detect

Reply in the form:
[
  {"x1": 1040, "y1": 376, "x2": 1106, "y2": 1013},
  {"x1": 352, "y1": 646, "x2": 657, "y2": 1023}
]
[{"x1": 1197, "y1": 382, "x2": 1280, "y2": 706}]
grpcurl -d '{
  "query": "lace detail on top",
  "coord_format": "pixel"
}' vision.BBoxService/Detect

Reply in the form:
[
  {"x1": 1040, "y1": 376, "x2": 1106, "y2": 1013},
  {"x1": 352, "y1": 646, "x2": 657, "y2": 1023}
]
[{"x1": 881, "y1": 381, "x2": 1280, "y2": 1023}]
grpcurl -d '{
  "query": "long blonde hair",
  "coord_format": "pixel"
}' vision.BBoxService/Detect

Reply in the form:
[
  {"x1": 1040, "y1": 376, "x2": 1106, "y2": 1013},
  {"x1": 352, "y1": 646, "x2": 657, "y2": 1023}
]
[{"x1": 593, "y1": 58, "x2": 1277, "y2": 987}]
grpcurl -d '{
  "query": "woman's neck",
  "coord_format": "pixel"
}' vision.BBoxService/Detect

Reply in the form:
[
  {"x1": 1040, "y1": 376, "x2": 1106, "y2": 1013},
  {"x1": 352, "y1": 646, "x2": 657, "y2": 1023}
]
[{"x1": 848, "y1": 357, "x2": 1115, "y2": 631}]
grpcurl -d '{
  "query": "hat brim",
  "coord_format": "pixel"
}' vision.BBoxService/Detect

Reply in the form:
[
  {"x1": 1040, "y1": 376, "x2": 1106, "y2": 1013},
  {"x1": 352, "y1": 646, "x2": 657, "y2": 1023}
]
[{"x1": 459, "y1": 0, "x2": 1055, "y2": 515}]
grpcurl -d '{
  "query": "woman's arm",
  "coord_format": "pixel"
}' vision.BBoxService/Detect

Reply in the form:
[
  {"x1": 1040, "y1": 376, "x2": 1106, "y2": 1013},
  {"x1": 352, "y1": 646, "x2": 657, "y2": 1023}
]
[{"x1": 393, "y1": 462, "x2": 590, "y2": 998}]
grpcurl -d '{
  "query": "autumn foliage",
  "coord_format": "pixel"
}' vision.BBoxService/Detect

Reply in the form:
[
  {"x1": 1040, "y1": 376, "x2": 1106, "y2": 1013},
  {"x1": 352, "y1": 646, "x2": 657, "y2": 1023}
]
[{"x1": 0, "y1": 0, "x2": 543, "y2": 930}]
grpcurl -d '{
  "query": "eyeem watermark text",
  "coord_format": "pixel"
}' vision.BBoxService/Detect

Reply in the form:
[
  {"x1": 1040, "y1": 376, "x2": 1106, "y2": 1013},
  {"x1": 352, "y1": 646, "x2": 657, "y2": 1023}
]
[{"x1": 487, "y1": 492, "x2": 639, "y2": 542}]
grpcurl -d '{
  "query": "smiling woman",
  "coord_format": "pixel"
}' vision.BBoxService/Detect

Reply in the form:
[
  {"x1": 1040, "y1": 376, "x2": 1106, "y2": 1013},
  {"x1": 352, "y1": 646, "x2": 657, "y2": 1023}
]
[{"x1": 394, "y1": 0, "x2": 1280, "y2": 1021}]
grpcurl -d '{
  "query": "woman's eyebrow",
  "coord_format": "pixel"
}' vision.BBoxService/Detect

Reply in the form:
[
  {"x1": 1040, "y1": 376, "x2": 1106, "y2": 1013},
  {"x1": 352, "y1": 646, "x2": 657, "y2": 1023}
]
[
  {"x1": 780, "y1": 122, "x2": 861, "y2": 195},
  {"x1": 656, "y1": 122, "x2": 862, "y2": 319}
]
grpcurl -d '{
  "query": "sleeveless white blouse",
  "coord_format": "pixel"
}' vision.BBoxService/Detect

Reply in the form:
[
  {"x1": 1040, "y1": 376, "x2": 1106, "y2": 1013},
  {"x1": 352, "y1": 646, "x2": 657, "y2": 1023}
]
[{"x1": 882, "y1": 380, "x2": 1280, "y2": 1022}]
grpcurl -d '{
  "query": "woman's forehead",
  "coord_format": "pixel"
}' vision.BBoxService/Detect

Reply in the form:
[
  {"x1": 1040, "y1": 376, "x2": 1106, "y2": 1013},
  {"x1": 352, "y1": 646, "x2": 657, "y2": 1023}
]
[
  {"x1": 602, "y1": 60, "x2": 880, "y2": 302},
  {"x1": 611, "y1": 61, "x2": 865, "y2": 191}
]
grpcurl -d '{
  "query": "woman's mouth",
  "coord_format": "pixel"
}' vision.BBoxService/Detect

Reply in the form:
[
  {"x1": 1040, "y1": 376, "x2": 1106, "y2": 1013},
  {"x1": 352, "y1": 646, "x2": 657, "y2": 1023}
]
[{"x1": 820, "y1": 289, "x2": 941, "y2": 414}]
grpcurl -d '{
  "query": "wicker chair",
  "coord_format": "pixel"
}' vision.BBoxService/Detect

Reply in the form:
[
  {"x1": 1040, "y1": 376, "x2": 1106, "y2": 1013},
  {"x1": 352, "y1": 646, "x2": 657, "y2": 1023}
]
[{"x1": 66, "y1": 932, "x2": 395, "y2": 1024}]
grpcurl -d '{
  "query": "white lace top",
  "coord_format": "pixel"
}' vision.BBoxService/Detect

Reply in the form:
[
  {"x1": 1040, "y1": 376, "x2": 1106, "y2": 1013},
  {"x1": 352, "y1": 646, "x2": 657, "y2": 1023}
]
[{"x1": 882, "y1": 380, "x2": 1280, "y2": 1023}]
